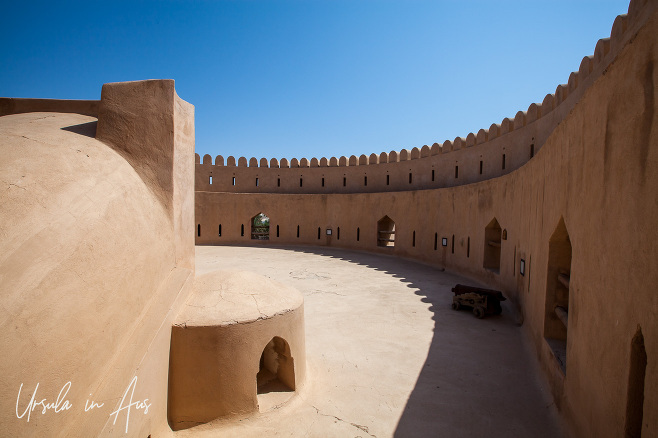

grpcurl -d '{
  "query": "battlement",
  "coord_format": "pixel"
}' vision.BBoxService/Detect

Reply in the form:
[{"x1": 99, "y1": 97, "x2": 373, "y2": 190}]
[{"x1": 195, "y1": 0, "x2": 654, "y2": 194}]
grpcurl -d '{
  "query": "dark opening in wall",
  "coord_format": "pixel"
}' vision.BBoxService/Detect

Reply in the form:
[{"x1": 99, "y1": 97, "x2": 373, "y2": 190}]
[
  {"x1": 409, "y1": 173, "x2": 413, "y2": 184},
  {"x1": 257, "y1": 336, "x2": 295, "y2": 406},
  {"x1": 467, "y1": 237, "x2": 470, "y2": 257},
  {"x1": 455, "y1": 166, "x2": 459, "y2": 178},
  {"x1": 412, "y1": 231, "x2": 416, "y2": 247},
  {"x1": 321, "y1": 177, "x2": 325, "y2": 187},
  {"x1": 197, "y1": 224, "x2": 200, "y2": 237},
  {"x1": 513, "y1": 247, "x2": 516, "y2": 277},
  {"x1": 251, "y1": 213, "x2": 269, "y2": 240},
  {"x1": 232, "y1": 176, "x2": 236, "y2": 186},
  {"x1": 434, "y1": 233, "x2": 438, "y2": 250},
  {"x1": 343, "y1": 177, "x2": 346, "y2": 187},
  {"x1": 625, "y1": 326, "x2": 646, "y2": 438},
  {"x1": 209, "y1": 176, "x2": 213, "y2": 185},
  {"x1": 432, "y1": 169, "x2": 435, "y2": 181},
  {"x1": 386, "y1": 174, "x2": 390, "y2": 185},
  {"x1": 530, "y1": 143, "x2": 535, "y2": 158},
  {"x1": 337, "y1": 227, "x2": 340, "y2": 240},
  {"x1": 479, "y1": 160, "x2": 483, "y2": 175},
  {"x1": 276, "y1": 225, "x2": 279, "y2": 238},
  {"x1": 256, "y1": 178, "x2": 259, "y2": 187},
  {"x1": 451, "y1": 234, "x2": 455, "y2": 254},
  {"x1": 277, "y1": 178, "x2": 280, "y2": 187},
  {"x1": 296, "y1": 225, "x2": 300, "y2": 238},
  {"x1": 218, "y1": 224, "x2": 222, "y2": 237},
  {"x1": 544, "y1": 217, "x2": 572, "y2": 374},
  {"x1": 317, "y1": 227, "x2": 321, "y2": 239},
  {"x1": 357, "y1": 227, "x2": 360, "y2": 242},
  {"x1": 483, "y1": 218, "x2": 502, "y2": 274},
  {"x1": 241, "y1": 224, "x2": 245, "y2": 237},
  {"x1": 502, "y1": 154, "x2": 506, "y2": 170},
  {"x1": 299, "y1": 177, "x2": 303, "y2": 187},
  {"x1": 377, "y1": 216, "x2": 395, "y2": 247},
  {"x1": 364, "y1": 176, "x2": 367, "y2": 186}
]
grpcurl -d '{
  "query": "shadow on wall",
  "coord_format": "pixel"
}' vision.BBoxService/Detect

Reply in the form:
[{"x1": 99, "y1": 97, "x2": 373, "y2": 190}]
[{"x1": 234, "y1": 244, "x2": 561, "y2": 438}]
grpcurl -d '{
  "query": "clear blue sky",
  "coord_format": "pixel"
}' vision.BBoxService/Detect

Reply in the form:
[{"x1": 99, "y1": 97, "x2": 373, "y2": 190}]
[{"x1": 1, "y1": 0, "x2": 629, "y2": 161}]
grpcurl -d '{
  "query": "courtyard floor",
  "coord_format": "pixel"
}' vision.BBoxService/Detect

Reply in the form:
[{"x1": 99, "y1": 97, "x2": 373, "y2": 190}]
[{"x1": 178, "y1": 245, "x2": 565, "y2": 438}]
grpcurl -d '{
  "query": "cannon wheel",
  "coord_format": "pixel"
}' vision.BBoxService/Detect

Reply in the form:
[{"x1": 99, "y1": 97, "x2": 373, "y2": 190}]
[
  {"x1": 473, "y1": 306, "x2": 485, "y2": 319},
  {"x1": 452, "y1": 301, "x2": 461, "y2": 311}
]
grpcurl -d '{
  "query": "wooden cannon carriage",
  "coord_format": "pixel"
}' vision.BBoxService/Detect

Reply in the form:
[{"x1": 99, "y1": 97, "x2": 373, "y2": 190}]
[{"x1": 451, "y1": 284, "x2": 506, "y2": 318}]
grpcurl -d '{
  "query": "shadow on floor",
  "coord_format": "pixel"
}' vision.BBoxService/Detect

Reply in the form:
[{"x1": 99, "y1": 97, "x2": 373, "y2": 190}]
[{"x1": 220, "y1": 244, "x2": 562, "y2": 438}]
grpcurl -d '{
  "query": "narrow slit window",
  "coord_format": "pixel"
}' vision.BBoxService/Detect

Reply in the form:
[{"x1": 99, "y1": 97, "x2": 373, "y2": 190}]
[
  {"x1": 479, "y1": 160, "x2": 483, "y2": 174},
  {"x1": 197, "y1": 224, "x2": 200, "y2": 237},
  {"x1": 412, "y1": 231, "x2": 416, "y2": 247},
  {"x1": 343, "y1": 177, "x2": 346, "y2": 187},
  {"x1": 241, "y1": 224, "x2": 244, "y2": 237},
  {"x1": 409, "y1": 173, "x2": 413, "y2": 184},
  {"x1": 232, "y1": 176, "x2": 236, "y2": 186},
  {"x1": 255, "y1": 177, "x2": 259, "y2": 187},
  {"x1": 276, "y1": 225, "x2": 279, "y2": 237},
  {"x1": 431, "y1": 169, "x2": 435, "y2": 181},
  {"x1": 297, "y1": 225, "x2": 300, "y2": 238},
  {"x1": 218, "y1": 224, "x2": 222, "y2": 237},
  {"x1": 364, "y1": 176, "x2": 367, "y2": 186},
  {"x1": 455, "y1": 166, "x2": 459, "y2": 178},
  {"x1": 357, "y1": 227, "x2": 360, "y2": 241},
  {"x1": 209, "y1": 176, "x2": 213, "y2": 185},
  {"x1": 451, "y1": 234, "x2": 455, "y2": 254},
  {"x1": 530, "y1": 144, "x2": 535, "y2": 158},
  {"x1": 321, "y1": 177, "x2": 325, "y2": 187},
  {"x1": 434, "y1": 233, "x2": 438, "y2": 250},
  {"x1": 386, "y1": 174, "x2": 390, "y2": 185},
  {"x1": 467, "y1": 237, "x2": 470, "y2": 257},
  {"x1": 502, "y1": 154, "x2": 506, "y2": 170},
  {"x1": 300, "y1": 177, "x2": 303, "y2": 187},
  {"x1": 318, "y1": 227, "x2": 321, "y2": 239},
  {"x1": 337, "y1": 227, "x2": 340, "y2": 240},
  {"x1": 277, "y1": 178, "x2": 280, "y2": 187}
]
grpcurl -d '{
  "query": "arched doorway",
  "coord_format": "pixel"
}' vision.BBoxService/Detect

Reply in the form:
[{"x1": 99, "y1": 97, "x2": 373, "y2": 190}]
[
  {"x1": 544, "y1": 217, "x2": 572, "y2": 374},
  {"x1": 483, "y1": 218, "x2": 502, "y2": 273},
  {"x1": 377, "y1": 216, "x2": 395, "y2": 247},
  {"x1": 256, "y1": 336, "x2": 295, "y2": 411},
  {"x1": 251, "y1": 213, "x2": 270, "y2": 240}
]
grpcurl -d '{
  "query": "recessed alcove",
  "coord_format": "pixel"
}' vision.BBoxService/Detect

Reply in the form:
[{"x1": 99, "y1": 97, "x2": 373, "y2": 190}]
[
  {"x1": 377, "y1": 215, "x2": 395, "y2": 247},
  {"x1": 484, "y1": 218, "x2": 502, "y2": 273},
  {"x1": 544, "y1": 218, "x2": 572, "y2": 374},
  {"x1": 257, "y1": 336, "x2": 295, "y2": 412}
]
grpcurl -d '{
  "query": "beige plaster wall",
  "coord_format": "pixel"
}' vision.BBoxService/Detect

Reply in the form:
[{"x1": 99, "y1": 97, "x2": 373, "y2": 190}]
[
  {"x1": 194, "y1": 1, "x2": 657, "y2": 436},
  {"x1": 0, "y1": 97, "x2": 100, "y2": 117},
  {"x1": 0, "y1": 80, "x2": 195, "y2": 437}
]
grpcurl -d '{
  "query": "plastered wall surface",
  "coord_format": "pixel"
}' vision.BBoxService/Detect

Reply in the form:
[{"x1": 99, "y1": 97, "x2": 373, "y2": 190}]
[
  {"x1": 0, "y1": 80, "x2": 195, "y2": 437},
  {"x1": 194, "y1": 1, "x2": 657, "y2": 436}
]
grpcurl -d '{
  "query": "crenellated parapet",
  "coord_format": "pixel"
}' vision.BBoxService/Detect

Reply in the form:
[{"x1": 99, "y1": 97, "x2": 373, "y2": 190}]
[{"x1": 196, "y1": 0, "x2": 654, "y2": 194}]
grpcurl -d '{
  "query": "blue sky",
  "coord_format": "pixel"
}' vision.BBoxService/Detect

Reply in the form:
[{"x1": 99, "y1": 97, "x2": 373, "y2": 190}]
[{"x1": 1, "y1": 1, "x2": 629, "y2": 161}]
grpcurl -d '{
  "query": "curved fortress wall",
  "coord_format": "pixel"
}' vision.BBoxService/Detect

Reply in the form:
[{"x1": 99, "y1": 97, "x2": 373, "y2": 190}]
[{"x1": 195, "y1": 1, "x2": 658, "y2": 437}]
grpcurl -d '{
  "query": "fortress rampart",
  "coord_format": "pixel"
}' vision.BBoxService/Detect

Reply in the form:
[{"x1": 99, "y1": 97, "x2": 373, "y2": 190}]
[
  {"x1": 195, "y1": 1, "x2": 658, "y2": 436},
  {"x1": 195, "y1": 5, "x2": 638, "y2": 194}
]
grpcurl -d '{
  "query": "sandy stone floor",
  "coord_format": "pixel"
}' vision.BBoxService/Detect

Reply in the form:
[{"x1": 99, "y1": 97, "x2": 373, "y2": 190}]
[{"x1": 179, "y1": 245, "x2": 565, "y2": 438}]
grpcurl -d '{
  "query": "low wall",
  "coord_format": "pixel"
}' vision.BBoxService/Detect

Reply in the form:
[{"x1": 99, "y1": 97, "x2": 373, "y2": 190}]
[{"x1": 0, "y1": 97, "x2": 100, "y2": 117}]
